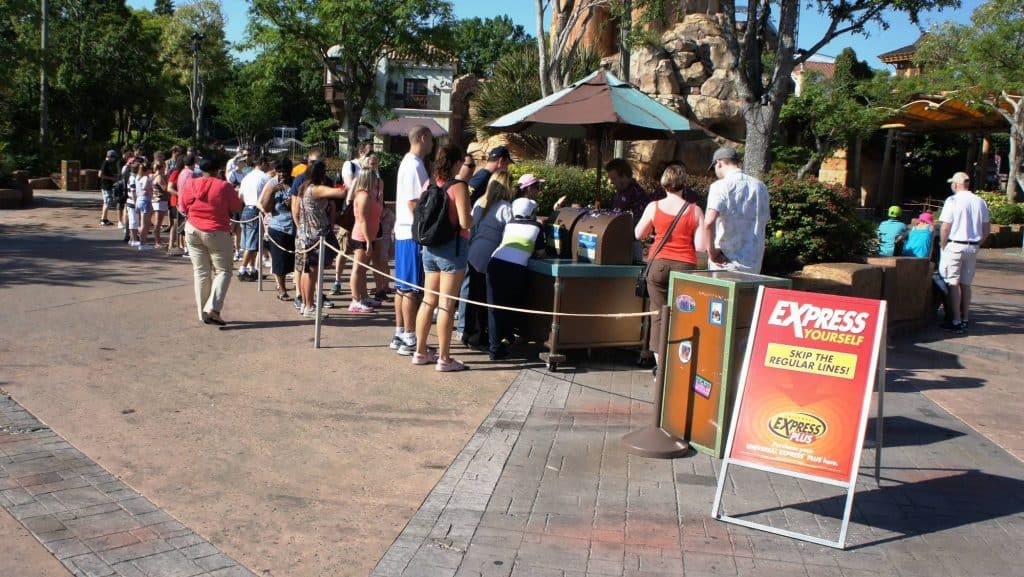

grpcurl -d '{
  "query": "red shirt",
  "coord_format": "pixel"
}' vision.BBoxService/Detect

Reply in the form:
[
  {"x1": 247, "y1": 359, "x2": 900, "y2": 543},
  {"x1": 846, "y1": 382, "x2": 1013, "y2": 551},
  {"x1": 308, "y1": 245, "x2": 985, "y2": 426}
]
[
  {"x1": 651, "y1": 201, "x2": 698, "y2": 265},
  {"x1": 180, "y1": 177, "x2": 242, "y2": 233}
]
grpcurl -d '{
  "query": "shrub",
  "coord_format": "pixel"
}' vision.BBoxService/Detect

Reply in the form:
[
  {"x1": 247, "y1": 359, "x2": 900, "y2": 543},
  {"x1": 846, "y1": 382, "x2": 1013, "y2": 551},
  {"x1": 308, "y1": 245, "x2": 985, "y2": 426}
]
[
  {"x1": 509, "y1": 161, "x2": 615, "y2": 215},
  {"x1": 762, "y1": 171, "x2": 878, "y2": 276},
  {"x1": 977, "y1": 191, "x2": 1024, "y2": 225},
  {"x1": 377, "y1": 151, "x2": 403, "y2": 203}
]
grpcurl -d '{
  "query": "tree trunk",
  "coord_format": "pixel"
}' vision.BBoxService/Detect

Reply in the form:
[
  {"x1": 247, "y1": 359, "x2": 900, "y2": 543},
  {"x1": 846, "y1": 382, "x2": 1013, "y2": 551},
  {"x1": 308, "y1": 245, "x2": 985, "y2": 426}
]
[
  {"x1": 796, "y1": 156, "x2": 819, "y2": 180},
  {"x1": 535, "y1": 0, "x2": 550, "y2": 98},
  {"x1": 742, "y1": 103, "x2": 779, "y2": 178},
  {"x1": 1006, "y1": 100, "x2": 1023, "y2": 202}
]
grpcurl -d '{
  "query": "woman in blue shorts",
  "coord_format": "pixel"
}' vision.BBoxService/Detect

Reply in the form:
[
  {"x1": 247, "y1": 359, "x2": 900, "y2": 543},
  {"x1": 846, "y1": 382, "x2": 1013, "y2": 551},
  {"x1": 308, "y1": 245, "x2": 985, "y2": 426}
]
[{"x1": 412, "y1": 146, "x2": 474, "y2": 372}]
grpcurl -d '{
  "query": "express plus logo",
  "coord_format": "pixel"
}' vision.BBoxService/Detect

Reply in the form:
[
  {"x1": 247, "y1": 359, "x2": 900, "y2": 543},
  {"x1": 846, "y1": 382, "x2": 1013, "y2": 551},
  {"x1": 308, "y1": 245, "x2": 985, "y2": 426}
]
[{"x1": 768, "y1": 412, "x2": 828, "y2": 445}]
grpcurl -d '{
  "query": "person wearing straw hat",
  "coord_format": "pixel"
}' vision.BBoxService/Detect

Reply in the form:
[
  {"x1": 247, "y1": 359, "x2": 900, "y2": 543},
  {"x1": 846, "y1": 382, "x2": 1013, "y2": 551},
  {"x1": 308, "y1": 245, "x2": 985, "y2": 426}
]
[{"x1": 937, "y1": 171, "x2": 990, "y2": 333}]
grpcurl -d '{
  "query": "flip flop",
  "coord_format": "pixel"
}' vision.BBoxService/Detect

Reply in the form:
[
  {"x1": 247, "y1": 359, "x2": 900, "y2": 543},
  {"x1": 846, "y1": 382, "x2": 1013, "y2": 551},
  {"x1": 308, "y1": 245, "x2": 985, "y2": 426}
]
[{"x1": 276, "y1": 292, "x2": 291, "y2": 301}]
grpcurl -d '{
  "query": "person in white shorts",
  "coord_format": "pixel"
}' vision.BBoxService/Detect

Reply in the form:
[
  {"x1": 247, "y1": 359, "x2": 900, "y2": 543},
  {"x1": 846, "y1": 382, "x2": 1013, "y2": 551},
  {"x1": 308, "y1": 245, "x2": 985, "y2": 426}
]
[{"x1": 938, "y1": 171, "x2": 990, "y2": 333}]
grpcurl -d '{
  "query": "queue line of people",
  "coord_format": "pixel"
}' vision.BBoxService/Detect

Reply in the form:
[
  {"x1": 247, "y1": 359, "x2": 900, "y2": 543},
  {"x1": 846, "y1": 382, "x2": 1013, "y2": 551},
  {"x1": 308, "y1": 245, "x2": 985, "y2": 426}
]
[{"x1": 95, "y1": 135, "x2": 773, "y2": 375}]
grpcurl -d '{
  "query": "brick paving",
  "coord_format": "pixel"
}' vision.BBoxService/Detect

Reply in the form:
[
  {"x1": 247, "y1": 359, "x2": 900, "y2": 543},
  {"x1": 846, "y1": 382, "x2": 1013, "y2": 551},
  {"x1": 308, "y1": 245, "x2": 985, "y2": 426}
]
[
  {"x1": 373, "y1": 353, "x2": 1024, "y2": 577},
  {"x1": 0, "y1": 393, "x2": 257, "y2": 577}
]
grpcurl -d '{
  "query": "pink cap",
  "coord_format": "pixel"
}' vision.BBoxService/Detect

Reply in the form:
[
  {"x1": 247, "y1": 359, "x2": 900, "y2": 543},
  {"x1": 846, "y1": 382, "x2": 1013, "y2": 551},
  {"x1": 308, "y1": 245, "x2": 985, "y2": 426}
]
[
  {"x1": 918, "y1": 212, "x2": 934, "y2": 224},
  {"x1": 517, "y1": 173, "x2": 545, "y2": 189}
]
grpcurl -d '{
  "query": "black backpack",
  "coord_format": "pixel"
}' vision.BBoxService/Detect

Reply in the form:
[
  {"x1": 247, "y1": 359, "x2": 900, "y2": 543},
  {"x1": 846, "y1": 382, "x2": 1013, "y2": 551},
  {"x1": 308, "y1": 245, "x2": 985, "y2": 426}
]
[{"x1": 412, "y1": 179, "x2": 460, "y2": 252}]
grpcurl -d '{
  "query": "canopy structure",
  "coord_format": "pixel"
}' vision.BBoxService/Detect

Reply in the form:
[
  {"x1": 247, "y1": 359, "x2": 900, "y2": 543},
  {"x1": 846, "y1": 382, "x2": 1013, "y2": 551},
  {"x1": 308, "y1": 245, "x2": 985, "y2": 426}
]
[
  {"x1": 880, "y1": 93, "x2": 1018, "y2": 132},
  {"x1": 488, "y1": 69, "x2": 703, "y2": 141},
  {"x1": 377, "y1": 117, "x2": 447, "y2": 137}
]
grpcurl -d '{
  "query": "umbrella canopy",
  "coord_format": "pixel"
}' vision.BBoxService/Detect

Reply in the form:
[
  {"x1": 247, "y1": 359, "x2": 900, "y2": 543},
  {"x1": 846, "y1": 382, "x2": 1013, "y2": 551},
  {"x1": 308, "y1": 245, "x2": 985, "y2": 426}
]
[
  {"x1": 377, "y1": 117, "x2": 448, "y2": 137},
  {"x1": 488, "y1": 69, "x2": 702, "y2": 141}
]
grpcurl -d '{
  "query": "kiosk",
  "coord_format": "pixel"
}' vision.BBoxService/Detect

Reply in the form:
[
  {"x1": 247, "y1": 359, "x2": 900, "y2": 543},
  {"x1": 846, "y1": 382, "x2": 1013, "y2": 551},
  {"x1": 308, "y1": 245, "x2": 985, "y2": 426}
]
[{"x1": 523, "y1": 209, "x2": 646, "y2": 371}]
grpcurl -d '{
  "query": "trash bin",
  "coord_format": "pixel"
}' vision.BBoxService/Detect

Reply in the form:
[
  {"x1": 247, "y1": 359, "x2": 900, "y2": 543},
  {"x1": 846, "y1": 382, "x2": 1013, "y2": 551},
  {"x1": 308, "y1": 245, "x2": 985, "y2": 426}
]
[{"x1": 659, "y1": 270, "x2": 790, "y2": 457}]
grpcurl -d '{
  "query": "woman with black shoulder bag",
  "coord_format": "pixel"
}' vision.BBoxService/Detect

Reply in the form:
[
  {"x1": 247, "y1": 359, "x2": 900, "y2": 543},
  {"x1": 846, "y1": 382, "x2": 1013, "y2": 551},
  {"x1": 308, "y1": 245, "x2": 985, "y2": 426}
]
[{"x1": 634, "y1": 165, "x2": 707, "y2": 368}]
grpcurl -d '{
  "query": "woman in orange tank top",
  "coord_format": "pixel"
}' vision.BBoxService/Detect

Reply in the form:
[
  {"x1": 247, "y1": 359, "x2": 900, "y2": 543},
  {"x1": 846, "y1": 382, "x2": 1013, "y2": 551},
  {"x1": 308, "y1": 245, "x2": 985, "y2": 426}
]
[{"x1": 634, "y1": 165, "x2": 707, "y2": 366}]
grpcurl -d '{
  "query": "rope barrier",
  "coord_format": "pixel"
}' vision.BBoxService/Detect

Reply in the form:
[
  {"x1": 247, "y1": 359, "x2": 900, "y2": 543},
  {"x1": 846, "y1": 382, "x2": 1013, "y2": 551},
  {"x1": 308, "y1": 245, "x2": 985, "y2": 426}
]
[
  {"x1": 319, "y1": 241, "x2": 657, "y2": 319},
  {"x1": 229, "y1": 214, "x2": 262, "y2": 224}
]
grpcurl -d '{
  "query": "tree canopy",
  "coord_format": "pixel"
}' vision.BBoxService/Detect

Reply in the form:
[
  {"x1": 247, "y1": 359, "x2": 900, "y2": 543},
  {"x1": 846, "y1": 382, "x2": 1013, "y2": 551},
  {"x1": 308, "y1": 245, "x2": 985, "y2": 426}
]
[
  {"x1": 248, "y1": 0, "x2": 455, "y2": 156},
  {"x1": 452, "y1": 15, "x2": 532, "y2": 77},
  {"x1": 917, "y1": 0, "x2": 1024, "y2": 200}
]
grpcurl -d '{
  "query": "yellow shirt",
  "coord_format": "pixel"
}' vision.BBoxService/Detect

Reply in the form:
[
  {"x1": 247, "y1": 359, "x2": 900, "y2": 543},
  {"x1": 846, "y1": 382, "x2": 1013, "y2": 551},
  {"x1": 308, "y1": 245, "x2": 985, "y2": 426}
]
[{"x1": 291, "y1": 163, "x2": 308, "y2": 178}]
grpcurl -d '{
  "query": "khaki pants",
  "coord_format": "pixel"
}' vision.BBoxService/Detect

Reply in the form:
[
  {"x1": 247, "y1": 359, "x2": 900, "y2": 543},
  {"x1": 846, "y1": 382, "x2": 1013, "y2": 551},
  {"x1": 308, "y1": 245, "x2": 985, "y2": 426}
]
[
  {"x1": 646, "y1": 258, "x2": 696, "y2": 354},
  {"x1": 185, "y1": 222, "x2": 234, "y2": 321}
]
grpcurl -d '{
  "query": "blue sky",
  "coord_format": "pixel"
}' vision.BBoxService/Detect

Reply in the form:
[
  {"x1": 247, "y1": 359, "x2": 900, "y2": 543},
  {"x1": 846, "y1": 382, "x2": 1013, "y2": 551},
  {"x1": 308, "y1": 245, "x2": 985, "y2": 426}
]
[{"x1": 128, "y1": 0, "x2": 983, "y2": 69}]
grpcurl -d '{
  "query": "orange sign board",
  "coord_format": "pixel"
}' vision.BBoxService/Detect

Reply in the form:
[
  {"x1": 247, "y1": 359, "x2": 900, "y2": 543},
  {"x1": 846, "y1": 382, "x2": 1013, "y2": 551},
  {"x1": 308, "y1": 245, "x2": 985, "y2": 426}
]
[{"x1": 726, "y1": 288, "x2": 885, "y2": 483}]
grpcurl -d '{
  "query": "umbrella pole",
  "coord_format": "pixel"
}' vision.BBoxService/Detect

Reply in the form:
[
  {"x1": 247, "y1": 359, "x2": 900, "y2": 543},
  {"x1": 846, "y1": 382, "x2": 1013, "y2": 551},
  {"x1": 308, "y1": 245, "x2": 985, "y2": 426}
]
[{"x1": 594, "y1": 140, "x2": 602, "y2": 209}]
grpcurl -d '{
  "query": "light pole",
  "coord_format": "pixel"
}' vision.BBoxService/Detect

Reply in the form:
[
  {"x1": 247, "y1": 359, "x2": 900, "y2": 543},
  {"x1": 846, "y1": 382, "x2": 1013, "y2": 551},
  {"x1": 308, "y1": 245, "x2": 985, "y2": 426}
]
[
  {"x1": 40, "y1": 0, "x2": 48, "y2": 146},
  {"x1": 191, "y1": 32, "x2": 205, "y2": 148}
]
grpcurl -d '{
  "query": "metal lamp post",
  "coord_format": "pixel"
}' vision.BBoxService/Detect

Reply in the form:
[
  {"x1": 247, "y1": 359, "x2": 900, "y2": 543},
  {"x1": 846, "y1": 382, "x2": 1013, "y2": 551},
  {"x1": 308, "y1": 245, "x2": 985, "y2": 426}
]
[{"x1": 190, "y1": 32, "x2": 205, "y2": 148}]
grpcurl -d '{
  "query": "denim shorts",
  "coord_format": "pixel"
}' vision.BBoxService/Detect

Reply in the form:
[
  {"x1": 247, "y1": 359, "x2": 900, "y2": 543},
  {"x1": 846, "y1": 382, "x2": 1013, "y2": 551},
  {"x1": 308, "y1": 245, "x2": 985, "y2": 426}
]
[
  {"x1": 136, "y1": 196, "x2": 152, "y2": 214},
  {"x1": 101, "y1": 188, "x2": 114, "y2": 207},
  {"x1": 422, "y1": 237, "x2": 469, "y2": 274},
  {"x1": 240, "y1": 206, "x2": 260, "y2": 251}
]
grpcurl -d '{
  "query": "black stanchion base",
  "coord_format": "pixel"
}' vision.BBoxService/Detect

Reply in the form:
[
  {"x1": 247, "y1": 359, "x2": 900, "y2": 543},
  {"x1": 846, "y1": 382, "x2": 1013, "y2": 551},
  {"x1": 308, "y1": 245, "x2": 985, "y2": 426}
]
[{"x1": 621, "y1": 427, "x2": 690, "y2": 459}]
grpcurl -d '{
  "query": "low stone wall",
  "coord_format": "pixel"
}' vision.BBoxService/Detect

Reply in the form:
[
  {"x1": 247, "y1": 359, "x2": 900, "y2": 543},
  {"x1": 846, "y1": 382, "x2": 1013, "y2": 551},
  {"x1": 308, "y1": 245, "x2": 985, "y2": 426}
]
[
  {"x1": 984, "y1": 225, "x2": 1023, "y2": 249},
  {"x1": 790, "y1": 257, "x2": 934, "y2": 335}
]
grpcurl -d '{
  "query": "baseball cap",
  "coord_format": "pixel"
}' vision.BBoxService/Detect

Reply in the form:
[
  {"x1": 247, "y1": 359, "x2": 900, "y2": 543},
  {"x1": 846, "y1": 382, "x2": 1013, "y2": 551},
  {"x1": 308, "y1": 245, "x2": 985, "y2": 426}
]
[
  {"x1": 918, "y1": 212, "x2": 934, "y2": 225},
  {"x1": 512, "y1": 197, "x2": 538, "y2": 218},
  {"x1": 708, "y1": 147, "x2": 740, "y2": 169},
  {"x1": 517, "y1": 173, "x2": 544, "y2": 190},
  {"x1": 947, "y1": 171, "x2": 970, "y2": 184},
  {"x1": 888, "y1": 205, "x2": 902, "y2": 218},
  {"x1": 106, "y1": 149, "x2": 117, "y2": 158},
  {"x1": 488, "y1": 146, "x2": 513, "y2": 162}
]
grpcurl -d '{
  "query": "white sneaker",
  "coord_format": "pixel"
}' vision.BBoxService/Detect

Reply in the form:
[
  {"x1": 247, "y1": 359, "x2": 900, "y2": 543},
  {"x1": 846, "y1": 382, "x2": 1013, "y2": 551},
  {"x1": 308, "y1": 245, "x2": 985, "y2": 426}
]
[
  {"x1": 129, "y1": 240, "x2": 140, "y2": 247},
  {"x1": 348, "y1": 302, "x2": 374, "y2": 314},
  {"x1": 138, "y1": 244, "x2": 153, "y2": 251}
]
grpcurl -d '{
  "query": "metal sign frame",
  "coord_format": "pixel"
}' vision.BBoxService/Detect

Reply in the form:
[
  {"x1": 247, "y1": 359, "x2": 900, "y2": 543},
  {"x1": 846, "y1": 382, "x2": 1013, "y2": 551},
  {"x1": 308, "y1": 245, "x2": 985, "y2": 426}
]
[{"x1": 710, "y1": 286, "x2": 887, "y2": 550}]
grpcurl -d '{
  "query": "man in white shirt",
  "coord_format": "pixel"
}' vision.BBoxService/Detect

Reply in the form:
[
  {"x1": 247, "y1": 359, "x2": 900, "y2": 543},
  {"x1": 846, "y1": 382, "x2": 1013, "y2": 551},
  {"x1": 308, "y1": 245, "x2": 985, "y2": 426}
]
[
  {"x1": 226, "y1": 148, "x2": 250, "y2": 187},
  {"x1": 938, "y1": 171, "x2": 990, "y2": 333},
  {"x1": 237, "y1": 156, "x2": 271, "y2": 281},
  {"x1": 702, "y1": 147, "x2": 771, "y2": 273},
  {"x1": 391, "y1": 125, "x2": 434, "y2": 354}
]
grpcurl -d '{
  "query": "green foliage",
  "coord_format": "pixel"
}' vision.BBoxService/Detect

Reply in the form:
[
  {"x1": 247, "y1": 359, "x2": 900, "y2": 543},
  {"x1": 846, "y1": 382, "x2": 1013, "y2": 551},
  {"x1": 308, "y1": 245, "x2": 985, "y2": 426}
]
[
  {"x1": 153, "y1": 0, "x2": 174, "y2": 16},
  {"x1": 779, "y1": 48, "x2": 890, "y2": 178},
  {"x1": 214, "y1": 59, "x2": 283, "y2": 148},
  {"x1": 248, "y1": 0, "x2": 455, "y2": 157},
  {"x1": 301, "y1": 118, "x2": 339, "y2": 151},
  {"x1": 978, "y1": 192, "x2": 1024, "y2": 224},
  {"x1": 509, "y1": 161, "x2": 615, "y2": 215},
  {"x1": 761, "y1": 171, "x2": 878, "y2": 275},
  {"x1": 452, "y1": 15, "x2": 531, "y2": 77},
  {"x1": 916, "y1": 0, "x2": 1024, "y2": 201},
  {"x1": 376, "y1": 150, "x2": 403, "y2": 202}
]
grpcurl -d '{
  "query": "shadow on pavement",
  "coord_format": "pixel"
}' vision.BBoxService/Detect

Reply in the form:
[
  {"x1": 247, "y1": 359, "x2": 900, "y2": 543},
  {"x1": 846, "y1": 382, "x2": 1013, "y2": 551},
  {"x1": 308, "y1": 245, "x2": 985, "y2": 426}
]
[{"x1": 866, "y1": 415, "x2": 966, "y2": 447}]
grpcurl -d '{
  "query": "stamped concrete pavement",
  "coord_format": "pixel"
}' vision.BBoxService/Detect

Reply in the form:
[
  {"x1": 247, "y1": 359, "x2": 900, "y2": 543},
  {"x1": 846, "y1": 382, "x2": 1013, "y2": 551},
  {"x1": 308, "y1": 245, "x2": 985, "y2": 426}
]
[{"x1": 373, "y1": 250, "x2": 1024, "y2": 577}]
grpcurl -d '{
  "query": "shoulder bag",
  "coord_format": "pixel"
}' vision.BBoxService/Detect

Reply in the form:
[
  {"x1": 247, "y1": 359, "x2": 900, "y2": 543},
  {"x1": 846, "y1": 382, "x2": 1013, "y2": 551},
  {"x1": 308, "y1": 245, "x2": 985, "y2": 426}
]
[{"x1": 635, "y1": 201, "x2": 690, "y2": 299}]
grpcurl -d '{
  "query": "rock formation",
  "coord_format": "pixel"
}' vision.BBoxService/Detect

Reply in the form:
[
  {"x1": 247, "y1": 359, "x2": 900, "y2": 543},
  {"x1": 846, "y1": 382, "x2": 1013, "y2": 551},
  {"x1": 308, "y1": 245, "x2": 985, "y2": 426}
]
[{"x1": 559, "y1": 4, "x2": 750, "y2": 179}]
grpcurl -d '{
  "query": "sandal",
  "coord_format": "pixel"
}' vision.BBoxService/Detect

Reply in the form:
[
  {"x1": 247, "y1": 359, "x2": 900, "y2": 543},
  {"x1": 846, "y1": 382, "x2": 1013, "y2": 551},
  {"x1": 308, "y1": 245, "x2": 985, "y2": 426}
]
[{"x1": 276, "y1": 287, "x2": 291, "y2": 301}]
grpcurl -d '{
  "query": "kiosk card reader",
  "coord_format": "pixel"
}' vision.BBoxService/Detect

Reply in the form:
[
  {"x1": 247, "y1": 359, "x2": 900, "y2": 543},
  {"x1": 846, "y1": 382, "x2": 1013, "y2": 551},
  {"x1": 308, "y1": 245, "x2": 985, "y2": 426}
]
[
  {"x1": 572, "y1": 211, "x2": 634, "y2": 265},
  {"x1": 546, "y1": 207, "x2": 590, "y2": 259}
]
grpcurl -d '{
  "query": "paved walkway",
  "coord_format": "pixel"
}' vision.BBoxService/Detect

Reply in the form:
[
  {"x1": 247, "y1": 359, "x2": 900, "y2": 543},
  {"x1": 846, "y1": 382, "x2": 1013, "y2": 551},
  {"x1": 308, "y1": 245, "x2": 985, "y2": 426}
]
[
  {"x1": 372, "y1": 250, "x2": 1024, "y2": 577},
  {"x1": 1, "y1": 190, "x2": 521, "y2": 577},
  {"x1": 2, "y1": 191, "x2": 1023, "y2": 577},
  {"x1": 1, "y1": 393, "x2": 256, "y2": 577}
]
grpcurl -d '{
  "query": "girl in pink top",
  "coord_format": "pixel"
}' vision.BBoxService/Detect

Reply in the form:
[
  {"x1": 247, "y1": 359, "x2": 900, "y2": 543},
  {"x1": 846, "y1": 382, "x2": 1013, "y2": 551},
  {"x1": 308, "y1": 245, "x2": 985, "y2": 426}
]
[{"x1": 348, "y1": 161, "x2": 384, "y2": 313}]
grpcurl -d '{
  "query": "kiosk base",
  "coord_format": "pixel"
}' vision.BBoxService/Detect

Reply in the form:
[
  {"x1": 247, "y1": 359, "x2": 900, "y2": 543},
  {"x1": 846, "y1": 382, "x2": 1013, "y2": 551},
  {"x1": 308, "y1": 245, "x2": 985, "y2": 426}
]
[{"x1": 621, "y1": 427, "x2": 690, "y2": 459}]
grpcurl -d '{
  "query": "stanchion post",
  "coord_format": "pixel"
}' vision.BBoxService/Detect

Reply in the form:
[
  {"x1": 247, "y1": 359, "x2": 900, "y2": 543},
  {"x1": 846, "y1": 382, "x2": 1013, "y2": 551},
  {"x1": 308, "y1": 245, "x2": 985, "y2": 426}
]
[
  {"x1": 314, "y1": 235, "x2": 325, "y2": 349},
  {"x1": 257, "y1": 217, "x2": 264, "y2": 292},
  {"x1": 621, "y1": 305, "x2": 690, "y2": 458}
]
